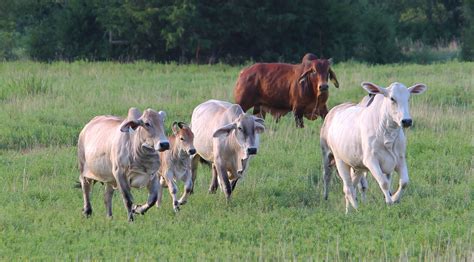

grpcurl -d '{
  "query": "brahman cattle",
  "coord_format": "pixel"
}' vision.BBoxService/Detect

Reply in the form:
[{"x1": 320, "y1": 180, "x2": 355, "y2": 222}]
[
  {"x1": 234, "y1": 53, "x2": 339, "y2": 128},
  {"x1": 157, "y1": 122, "x2": 196, "y2": 212},
  {"x1": 320, "y1": 82, "x2": 427, "y2": 213},
  {"x1": 77, "y1": 107, "x2": 169, "y2": 221},
  {"x1": 190, "y1": 100, "x2": 265, "y2": 199}
]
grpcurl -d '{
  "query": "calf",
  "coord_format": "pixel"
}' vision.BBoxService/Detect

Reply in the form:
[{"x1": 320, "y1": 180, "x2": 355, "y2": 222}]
[
  {"x1": 191, "y1": 100, "x2": 265, "y2": 199},
  {"x1": 320, "y1": 82, "x2": 427, "y2": 213},
  {"x1": 157, "y1": 122, "x2": 196, "y2": 212},
  {"x1": 77, "y1": 107, "x2": 169, "y2": 221}
]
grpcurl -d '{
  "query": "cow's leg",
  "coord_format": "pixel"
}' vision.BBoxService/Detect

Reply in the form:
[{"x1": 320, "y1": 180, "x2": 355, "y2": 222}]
[
  {"x1": 334, "y1": 158, "x2": 358, "y2": 213},
  {"x1": 114, "y1": 169, "x2": 134, "y2": 222},
  {"x1": 392, "y1": 158, "x2": 409, "y2": 203},
  {"x1": 319, "y1": 105, "x2": 329, "y2": 119},
  {"x1": 104, "y1": 183, "x2": 114, "y2": 218},
  {"x1": 156, "y1": 176, "x2": 166, "y2": 208},
  {"x1": 208, "y1": 164, "x2": 218, "y2": 194},
  {"x1": 133, "y1": 174, "x2": 160, "y2": 215},
  {"x1": 163, "y1": 171, "x2": 180, "y2": 212},
  {"x1": 216, "y1": 161, "x2": 232, "y2": 200},
  {"x1": 322, "y1": 151, "x2": 333, "y2": 200},
  {"x1": 238, "y1": 97, "x2": 254, "y2": 113},
  {"x1": 358, "y1": 172, "x2": 368, "y2": 203},
  {"x1": 364, "y1": 160, "x2": 393, "y2": 205},
  {"x1": 253, "y1": 105, "x2": 265, "y2": 119},
  {"x1": 294, "y1": 108, "x2": 304, "y2": 128},
  {"x1": 274, "y1": 113, "x2": 281, "y2": 123},
  {"x1": 178, "y1": 171, "x2": 193, "y2": 206},
  {"x1": 80, "y1": 175, "x2": 93, "y2": 217},
  {"x1": 230, "y1": 178, "x2": 239, "y2": 191},
  {"x1": 190, "y1": 155, "x2": 200, "y2": 194},
  {"x1": 350, "y1": 168, "x2": 361, "y2": 201},
  {"x1": 386, "y1": 172, "x2": 393, "y2": 196}
]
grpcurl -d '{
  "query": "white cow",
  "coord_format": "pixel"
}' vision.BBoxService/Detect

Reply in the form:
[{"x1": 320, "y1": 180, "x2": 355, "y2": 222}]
[
  {"x1": 320, "y1": 82, "x2": 427, "y2": 213},
  {"x1": 78, "y1": 108, "x2": 169, "y2": 221},
  {"x1": 191, "y1": 99, "x2": 265, "y2": 199}
]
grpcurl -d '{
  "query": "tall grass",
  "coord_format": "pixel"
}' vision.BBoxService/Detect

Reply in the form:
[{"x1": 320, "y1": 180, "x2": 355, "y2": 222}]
[{"x1": 0, "y1": 61, "x2": 472, "y2": 260}]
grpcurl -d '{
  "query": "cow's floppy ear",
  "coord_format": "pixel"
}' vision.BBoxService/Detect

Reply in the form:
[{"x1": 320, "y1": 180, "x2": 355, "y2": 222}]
[
  {"x1": 213, "y1": 123, "x2": 237, "y2": 137},
  {"x1": 408, "y1": 83, "x2": 427, "y2": 95},
  {"x1": 361, "y1": 82, "x2": 387, "y2": 96},
  {"x1": 329, "y1": 68, "x2": 339, "y2": 88},
  {"x1": 299, "y1": 67, "x2": 314, "y2": 83},
  {"x1": 254, "y1": 122, "x2": 265, "y2": 134},
  {"x1": 120, "y1": 119, "x2": 143, "y2": 132}
]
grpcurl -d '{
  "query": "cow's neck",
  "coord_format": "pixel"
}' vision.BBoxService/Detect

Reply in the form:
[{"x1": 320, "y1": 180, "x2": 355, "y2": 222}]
[
  {"x1": 129, "y1": 131, "x2": 159, "y2": 171},
  {"x1": 228, "y1": 132, "x2": 246, "y2": 172},
  {"x1": 377, "y1": 101, "x2": 401, "y2": 149},
  {"x1": 169, "y1": 135, "x2": 189, "y2": 168}
]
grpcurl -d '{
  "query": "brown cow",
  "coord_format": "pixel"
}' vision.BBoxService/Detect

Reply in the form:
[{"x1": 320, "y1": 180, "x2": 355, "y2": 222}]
[{"x1": 234, "y1": 53, "x2": 339, "y2": 128}]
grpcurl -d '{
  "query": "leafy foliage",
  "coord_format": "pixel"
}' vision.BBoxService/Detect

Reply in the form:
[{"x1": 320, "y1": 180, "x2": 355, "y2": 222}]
[
  {"x1": 462, "y1": 0, "x2": 474, "y2": 60},
  {"x1": 0, "y1": 0, "x2": 470, "y2": 62}
]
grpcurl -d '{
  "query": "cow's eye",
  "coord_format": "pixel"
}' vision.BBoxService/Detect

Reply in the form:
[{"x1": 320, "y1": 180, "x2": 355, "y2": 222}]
[
  {"x1": 180, "y1": 137, "x2": 184, "y2": 141},
  {"x1": 390, "y1": 97, "x2": 396, "y2": 103},
  {"x1": 144, "y1": 122, "x2": 151, "y2": 128},
  {"x1": 238, "y1": 127, "x2": 242, "y2": 131}
]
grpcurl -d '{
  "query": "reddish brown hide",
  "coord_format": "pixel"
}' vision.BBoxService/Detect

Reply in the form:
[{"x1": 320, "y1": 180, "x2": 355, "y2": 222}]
[{"x1": 234, "y1": 53, "x2": 339, "y2": 128}]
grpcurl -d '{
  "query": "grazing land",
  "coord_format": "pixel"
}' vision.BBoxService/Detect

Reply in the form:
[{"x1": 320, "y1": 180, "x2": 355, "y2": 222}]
[{"x1": 0, "y1": 61, "x2": 472, "y2": 260}]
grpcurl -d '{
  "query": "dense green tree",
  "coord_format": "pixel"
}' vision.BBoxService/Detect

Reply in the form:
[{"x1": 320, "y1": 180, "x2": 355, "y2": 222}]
[
  {"x1": 0, "y1": 0, "x2": 467, "y2": 63},
  {"x1": 461, "y1": 0, "x2": 474, "y2": 60},
  {"x1": 355, "y1": 3, "x2": 400, "y2": 63}
]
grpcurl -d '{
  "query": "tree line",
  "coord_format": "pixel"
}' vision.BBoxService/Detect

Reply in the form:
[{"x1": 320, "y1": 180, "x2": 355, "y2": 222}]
[{"x1": 1, "y1": 0, "x2": 473, "y2": 63}]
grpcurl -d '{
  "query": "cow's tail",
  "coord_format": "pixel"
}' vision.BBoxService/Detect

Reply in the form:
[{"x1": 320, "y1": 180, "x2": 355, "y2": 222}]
[
  {"x1": 76, "y1": 131, "x2": 86, "y2": 190},
  {"x1": 77, "y1": 132, "x2": 85, "y2": 174},
  {"x1": 320, "y1": 135, "x2": 334, "y2": 201}
]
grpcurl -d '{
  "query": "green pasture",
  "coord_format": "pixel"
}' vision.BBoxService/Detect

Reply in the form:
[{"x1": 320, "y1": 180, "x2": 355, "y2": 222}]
[{"x1": 0, "y1": 61, "x2": 472, "y2": 260}]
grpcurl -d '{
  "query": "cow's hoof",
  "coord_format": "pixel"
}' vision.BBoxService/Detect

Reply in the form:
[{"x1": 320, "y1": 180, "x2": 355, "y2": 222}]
[
  {"x1": 178, "y1": 200, "x2": 187, "y2": 205},
  {"x1": 173, "y1": 206, "x2": 180, "y2": 213},
  {"x1": 82, "y1": 207, "x2": 92, "y2": 217},
  {"x1": 132, "y1": 204, "x2": 145, "y2": 215},
  {"x1": 391, "y1": 197, "x2": 401, "y2": 204}
]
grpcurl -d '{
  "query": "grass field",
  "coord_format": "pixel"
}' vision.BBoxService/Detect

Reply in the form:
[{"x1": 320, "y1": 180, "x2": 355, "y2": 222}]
[{"x1": 0, "y1": 61, "x2": 472, "y2": 260}]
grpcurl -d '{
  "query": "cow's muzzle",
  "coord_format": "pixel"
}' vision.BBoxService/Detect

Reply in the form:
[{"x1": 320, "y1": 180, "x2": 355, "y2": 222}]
[
  {"x1": 247, "y1": 147, "x2": 257, "y2": 155},
  {"x1": 319, "y1": 84, "x2": 329, "y2": 92},
  {"x1": 401, "y1": 119, "x2": 412, "y2": 128},
  {"x1": 157, "y1": 142, "x2": 170, "y2": 152}
]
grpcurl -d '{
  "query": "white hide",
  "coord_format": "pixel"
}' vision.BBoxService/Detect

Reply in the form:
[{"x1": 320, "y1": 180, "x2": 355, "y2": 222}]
[{"x1": 320, "y1": 82, "x2": 427, "y2": 213}]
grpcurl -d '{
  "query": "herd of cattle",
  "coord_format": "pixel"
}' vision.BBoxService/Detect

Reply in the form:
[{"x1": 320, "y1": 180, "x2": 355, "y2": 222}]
[{"x1": 77, "y1": 53, "x2": 427, "y2": 221}]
